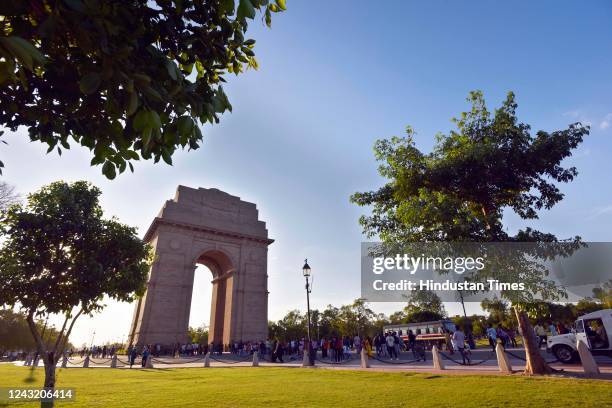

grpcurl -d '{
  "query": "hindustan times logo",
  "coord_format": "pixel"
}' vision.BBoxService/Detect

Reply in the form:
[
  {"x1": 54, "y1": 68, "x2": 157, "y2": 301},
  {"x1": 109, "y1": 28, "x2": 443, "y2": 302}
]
[{"x1": 372, "y1": 254, "x2": 485, "y2": 275}]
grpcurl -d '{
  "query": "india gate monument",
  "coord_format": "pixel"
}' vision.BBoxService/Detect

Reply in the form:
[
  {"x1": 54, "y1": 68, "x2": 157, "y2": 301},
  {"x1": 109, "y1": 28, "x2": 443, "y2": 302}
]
[{"x1": 128, "y1": 185, "x2": 273, "y2": 347}]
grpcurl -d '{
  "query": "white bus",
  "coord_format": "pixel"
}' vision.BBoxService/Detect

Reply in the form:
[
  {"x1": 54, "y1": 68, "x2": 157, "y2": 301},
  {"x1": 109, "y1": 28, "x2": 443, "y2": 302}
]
[{"x1": 383, "y1": 320, "x2": 456, "y2": 344}]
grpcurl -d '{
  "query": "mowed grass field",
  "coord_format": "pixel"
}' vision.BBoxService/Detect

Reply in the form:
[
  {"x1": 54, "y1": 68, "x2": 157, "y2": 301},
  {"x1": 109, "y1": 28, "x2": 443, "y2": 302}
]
[{"x1": 0, "y1": 364, "x2": 610, "y2": 408}]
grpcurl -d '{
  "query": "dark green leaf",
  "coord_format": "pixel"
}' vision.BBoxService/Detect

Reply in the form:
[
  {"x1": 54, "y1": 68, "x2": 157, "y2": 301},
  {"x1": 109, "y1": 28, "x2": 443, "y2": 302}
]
[
  {"x1": 79, "y1": 72, "x2": 101, "y2": 95},
  {"x1": 237, "y1": 0, "x2": 256, "y2": 19},
  {"x1": 102, "y1": 161, "x2": 116, "y2": 179}
]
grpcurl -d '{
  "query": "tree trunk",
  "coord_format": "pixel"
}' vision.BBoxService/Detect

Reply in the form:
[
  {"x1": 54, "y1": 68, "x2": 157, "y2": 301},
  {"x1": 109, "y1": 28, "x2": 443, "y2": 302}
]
[
  {"x1": 42, "y1": 354, "x2": 56, "y2": 408},
  {"x1": 25, "y1": 313, "x2": 58, "y2": 408},
  {"x1": 513, "y1": 306, "x2": 552, "y2": 375}
]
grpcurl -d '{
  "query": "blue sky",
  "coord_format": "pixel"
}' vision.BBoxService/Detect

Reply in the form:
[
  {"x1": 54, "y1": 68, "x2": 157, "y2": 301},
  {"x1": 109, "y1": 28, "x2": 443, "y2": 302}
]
[{"x1": 4, "y1": 1, "x2": 612, "y2": 345}]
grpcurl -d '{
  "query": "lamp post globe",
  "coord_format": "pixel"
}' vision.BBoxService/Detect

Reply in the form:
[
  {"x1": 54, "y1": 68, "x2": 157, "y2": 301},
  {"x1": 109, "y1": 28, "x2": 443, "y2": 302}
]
[{"x1": 302, "y1": 260, "x2": 311, "y2": 277}]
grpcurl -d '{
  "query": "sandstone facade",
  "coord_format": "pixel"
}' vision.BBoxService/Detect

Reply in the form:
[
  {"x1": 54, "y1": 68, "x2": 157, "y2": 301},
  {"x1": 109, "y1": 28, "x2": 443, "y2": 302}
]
[{"x1": 128, "y1": 186, "x2": 273, "y2": 346}]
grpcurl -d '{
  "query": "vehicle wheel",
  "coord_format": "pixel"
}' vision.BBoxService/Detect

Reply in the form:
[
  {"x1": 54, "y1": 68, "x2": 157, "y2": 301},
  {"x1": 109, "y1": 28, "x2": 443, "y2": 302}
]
[{"x1": 552, "y1": 345, "x2": 576, "y2": 364}]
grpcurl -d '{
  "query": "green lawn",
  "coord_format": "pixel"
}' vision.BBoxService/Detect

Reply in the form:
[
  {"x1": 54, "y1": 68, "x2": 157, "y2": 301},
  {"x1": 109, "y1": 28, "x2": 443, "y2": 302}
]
[{"x1": 0, "y1": 364, "x2": 609, "y2": 407}]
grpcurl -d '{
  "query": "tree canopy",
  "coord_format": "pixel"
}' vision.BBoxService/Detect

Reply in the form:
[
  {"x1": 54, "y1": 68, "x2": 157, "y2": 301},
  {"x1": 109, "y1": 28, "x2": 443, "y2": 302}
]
[
  {"x1": 351, "y1": 91, "x2": 589, "y2": 374},
  {"x1": 351, "y1": 91, "x2": 589, "y2": 244},
  {"x1": 351, "y1": 91, "x2": 589, "y2": 303},
  {"x1": 0, "y1": 0, "x2": 285, "y2": 178},
  {"x1": 0, "y1": 180, "x2": 150, "y2": 391},
  {"x1": 0, "y1": 181, "x2": 150, "y2": 316}
]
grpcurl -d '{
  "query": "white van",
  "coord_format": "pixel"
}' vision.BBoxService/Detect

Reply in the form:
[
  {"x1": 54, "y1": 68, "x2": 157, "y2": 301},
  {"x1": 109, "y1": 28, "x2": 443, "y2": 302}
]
[{"x1": 547, "y1": 309, "x2": 612, "y2": 363}]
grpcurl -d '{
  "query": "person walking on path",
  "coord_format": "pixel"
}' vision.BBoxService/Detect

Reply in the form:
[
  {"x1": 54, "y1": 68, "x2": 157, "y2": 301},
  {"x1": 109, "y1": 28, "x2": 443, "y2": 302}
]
[
  {"x1": 364, "y1": 337, "x2": 373, "y2": 358},
  {"x1": 353, "y1": 335, "x2": 362, "y2": 354},
  {"x1": 486, "y1": 324, "x2": 497, "y2": 350},
  {"x1": 141, "y1": 345, "x2": 150, "y2": 368},
  {"x1": 128, "y1": 345, "x2": 138, "y2": 368},
  {"x1": 385, "y1": 332, "x2": 397, "y2": 360},
  {"x1": 451, "y1": 325, "x2": 469, "y2": 365},
  {"x1": 335, "y1": 337, "x2": 343, "y2": 362}
]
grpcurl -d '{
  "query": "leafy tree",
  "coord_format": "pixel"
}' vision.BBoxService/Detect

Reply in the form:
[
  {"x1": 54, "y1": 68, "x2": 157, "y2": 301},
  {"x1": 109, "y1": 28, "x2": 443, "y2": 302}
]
[
  {"x1": 271, "y1": 309, "x2": 307, "y2": 341},
  {"x1": 318, "y1": 305, "x2": 342, "y2": 338},
  {"x1": 351, "y1": 91, "x2": 589, "y2": 374},
  {"x1": 267, "y1": 320, "x2": 282, "y2": 340},
  {"x1": 404, "y1": 290, "x2": 446, "y2": 317},
  {"x1": 387, "y1": 310, "x2": 406, "y2": 324},
  {"x1": 0, "y1": 0, "x2": 285, "y2": 179},
  {"x1": 188, "y1": 325, "x2": 209, "y2": 344},
  {"x1": 591, "y1": 280, "x2": 612, "y2": 308},
  {"x1": 0, "y1": 181, "x2": 150, "y2": 407},
  {"x1": 0, "y1": 309, "x2": 74, "y2": 352},
  {"x1": 403, "y1": 309, "x2": 444, "y2": 323},
  {"x1": 575, "y1": 299, "x2": 604, "y2": 316},
  {"x1": 467, "y1": 314, "x2": 488, "y2": 337},
  {"x1": 337, "y1": 298, "x2": 377, "y2": 337},
  {"x1": 481, "y1": 298, "x2": 509, "y2": 324}
]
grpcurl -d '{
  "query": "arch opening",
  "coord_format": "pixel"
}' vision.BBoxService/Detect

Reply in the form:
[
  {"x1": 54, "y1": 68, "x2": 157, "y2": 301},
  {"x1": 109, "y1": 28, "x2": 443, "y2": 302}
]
[
  {"x1": 192, "y1": 250, "x2": 235, "y2": 346},
  {"x1": 188, "y1": 264, "x2": 213, "y2": 341}
]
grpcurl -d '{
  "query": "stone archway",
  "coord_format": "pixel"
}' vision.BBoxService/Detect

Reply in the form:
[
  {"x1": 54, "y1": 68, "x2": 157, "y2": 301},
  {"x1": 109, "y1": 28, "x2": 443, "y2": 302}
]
[
  {"x1": 196, "y1": 249, "x2": 235, "y2": 345},
  {"x1": 128, "y1": 186, "x2": 273, "y2": 347}
]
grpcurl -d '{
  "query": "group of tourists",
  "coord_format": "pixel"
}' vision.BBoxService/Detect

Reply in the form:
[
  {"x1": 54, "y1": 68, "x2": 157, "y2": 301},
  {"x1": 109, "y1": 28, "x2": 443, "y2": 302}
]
[
  {"x1": 260, "y1": 338, "x2": 357, "y2": 363},
  {"x1": 485, "y1": 324, "x2": 518, "y2": 350},
  {"x1": 533, "y1": 321, "x2": 572, "y2": 348},
  {"x1": 65, "y1": 344, "x2": 118, "y2": 359},
  {"x1": 126, "y1": 344, "x2": 150, "y2": 368},
  {"x1": 266, "y1": 336, "x2": 365, "y2": 363}
]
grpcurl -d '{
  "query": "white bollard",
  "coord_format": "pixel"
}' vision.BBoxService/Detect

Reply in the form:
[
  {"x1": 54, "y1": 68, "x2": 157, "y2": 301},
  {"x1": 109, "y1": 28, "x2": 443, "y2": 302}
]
[
  {"x1": 204, "y1": 352, "x2": 210, "y2": 368},
  {"x1": 432, "y1": 345, "x2": 445, "y2": 370},
  {"x1": 110, "y1": 354, "x2": 118, "y2": 368},
  {"x1": 360, "y1": 348, "x2": 370, "y2": 368},
  {"x1": 61, "y1": 355, "x2": 68, "y2": 368},
  {"x1": 252, "y1": 352, "x2": 259, "y2": 367},
  {"x1": 495, "y1": 343, "x2": 512, "y2": 373},
  {"x1": 83, "y1": 355, "x2": 90, "y2": 368},
  {"x1": 576, "y1": 340, "x2": 600, "y2": 377}
]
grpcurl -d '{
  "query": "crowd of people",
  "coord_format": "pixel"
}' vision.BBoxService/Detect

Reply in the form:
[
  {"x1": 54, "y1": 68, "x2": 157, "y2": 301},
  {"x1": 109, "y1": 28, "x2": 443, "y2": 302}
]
[
  {"x1": 65, "y1": 344, "x2": 118, "y2": 359},
  {"x1": 5, "y1": 319, "x2": 585, "y2": 366}
]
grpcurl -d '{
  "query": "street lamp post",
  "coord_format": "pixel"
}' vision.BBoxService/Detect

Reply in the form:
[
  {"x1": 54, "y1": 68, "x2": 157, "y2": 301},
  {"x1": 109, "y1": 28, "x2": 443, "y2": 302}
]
[{"x1": 302, "y1": 259, "x2": 314, "y2": 366}]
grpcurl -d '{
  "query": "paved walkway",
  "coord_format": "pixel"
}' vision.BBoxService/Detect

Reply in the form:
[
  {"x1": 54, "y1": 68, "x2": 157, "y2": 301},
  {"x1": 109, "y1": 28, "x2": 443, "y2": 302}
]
[{"x1": 18, "y1": 348, "x2": 612, "y2": 379}]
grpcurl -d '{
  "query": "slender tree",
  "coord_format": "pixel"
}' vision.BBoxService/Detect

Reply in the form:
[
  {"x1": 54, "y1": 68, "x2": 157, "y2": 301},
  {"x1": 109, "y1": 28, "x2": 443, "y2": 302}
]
[
  {"x1": 0, "y1": 0, "x2": 285, "y2": 178},
  {"x1": 0, "y1": 181, "x2": 150, "y2": 407},
  {"x1": 0, "y1": 309, "x2": 74, "y2": 352},
  {"x1": 351, "y1": 91, "x2": 589, "y2": 374},
  {"x1": 0, "y1": 181, "x2": 19, "y2": 210}
]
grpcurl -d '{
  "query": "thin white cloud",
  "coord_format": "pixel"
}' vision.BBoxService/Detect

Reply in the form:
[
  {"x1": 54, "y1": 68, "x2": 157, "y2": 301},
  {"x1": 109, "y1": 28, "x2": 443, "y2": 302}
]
[
  {"x1": 562, "y1": 109, "x2": 591, "y2": 127},
  {"x1": 563, "y1": 110, "x2": 581, "y2": 118},
  {"x1": 588, "y1": 205, "x2": 612, "y2": 220},
  {"x1": 600, "y1": 113, "x2": 612, "y2": 130}
]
